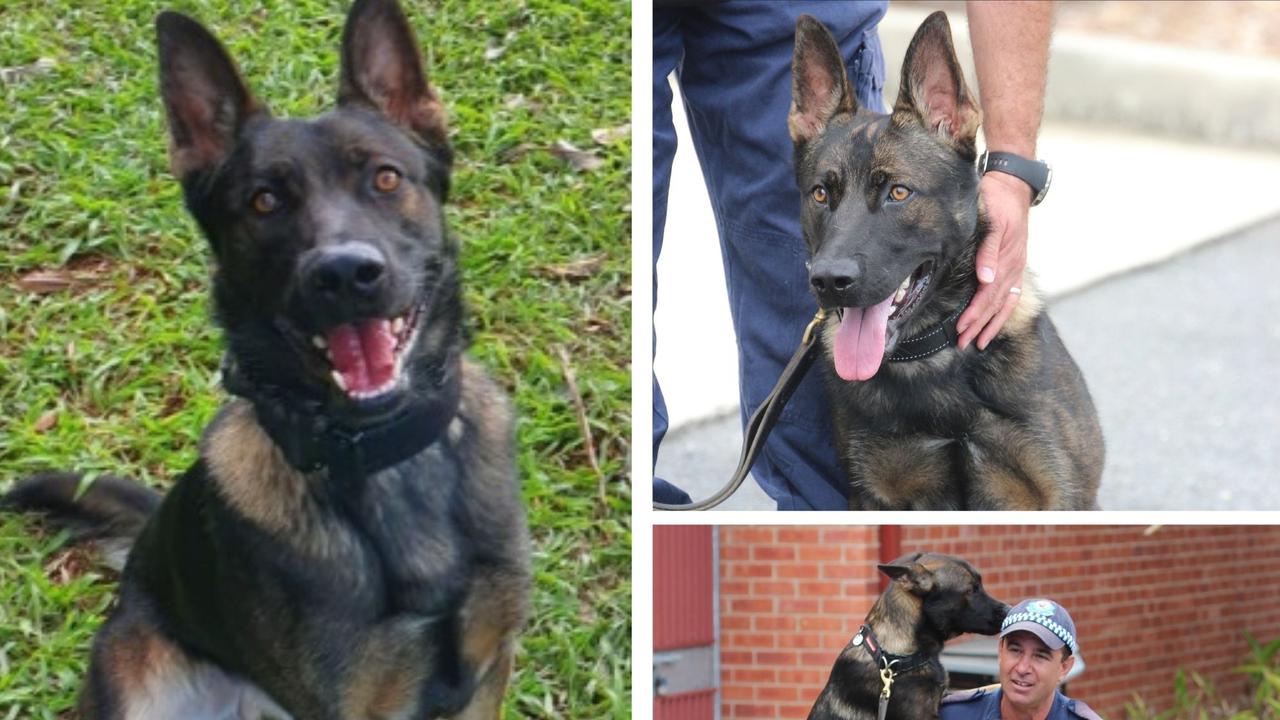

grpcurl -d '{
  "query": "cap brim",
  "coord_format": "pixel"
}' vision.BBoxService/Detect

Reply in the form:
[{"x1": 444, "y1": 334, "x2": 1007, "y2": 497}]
[{"x1": 1000, "y1": 622, "x2": 1065, "y2": 651}]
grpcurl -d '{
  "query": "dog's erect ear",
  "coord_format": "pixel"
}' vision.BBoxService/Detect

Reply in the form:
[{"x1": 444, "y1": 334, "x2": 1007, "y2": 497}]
[
  {"x1": 892, "y1": 11, "x2": 981, "y2": 160},
  {"x1": 878, "y1": 561, "x2": 936, "y2": 596},
  {"x1": 156, "y1": 12, "x2": 265, "y2": 180},
  {"x1": 789, "y1": 14, "x2": 856, "y2": 145},
  {"x1": 338, "y1": 0, "x2": 448, "y2": 149}
]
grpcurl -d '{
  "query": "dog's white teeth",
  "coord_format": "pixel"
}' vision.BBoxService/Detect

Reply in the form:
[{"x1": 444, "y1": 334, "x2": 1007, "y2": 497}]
[
  {"x1": 391, "y1": 317, "x2": 405, "y2": 335},
  {"x1": 331, "y1": 371, "x2": 347, "y2": 391},
  {"x1": 312, "y1": 335, "x2": 327, "y2": 350},
  {"x1": 892, "y1": 276, "x2": 912, "y2": 306}
]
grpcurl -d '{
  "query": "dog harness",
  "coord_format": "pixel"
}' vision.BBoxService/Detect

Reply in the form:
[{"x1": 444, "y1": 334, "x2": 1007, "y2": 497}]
[
  {"x1": 852, "y1": 624, "x2": 934, "y2": 720},
  {"x1": 221, "y1": 353, "x2": 462, "y2": 481}
]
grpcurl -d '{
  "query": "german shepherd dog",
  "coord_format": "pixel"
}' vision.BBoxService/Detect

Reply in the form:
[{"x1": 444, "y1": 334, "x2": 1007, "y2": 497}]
[
  {"x1": 808, "y1": 552, "x2": 1009, "y2": 720},
  {"x1": 789, "y1": 13, "x2": 1103, "y2": 510},
  {"x1": 2, "y1": 1, "x2": 529, "y2": 717}
]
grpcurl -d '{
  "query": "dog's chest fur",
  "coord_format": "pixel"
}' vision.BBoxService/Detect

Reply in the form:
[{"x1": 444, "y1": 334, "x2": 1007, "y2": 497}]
[{"x1": 195, "y1": 361, "x2": 509, "y2": 613}]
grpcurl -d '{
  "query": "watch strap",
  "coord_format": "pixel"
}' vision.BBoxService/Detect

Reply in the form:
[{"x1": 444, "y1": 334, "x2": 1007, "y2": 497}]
[{"x1": 979, "y1": 150, "x2": 1051, "y2": 206}]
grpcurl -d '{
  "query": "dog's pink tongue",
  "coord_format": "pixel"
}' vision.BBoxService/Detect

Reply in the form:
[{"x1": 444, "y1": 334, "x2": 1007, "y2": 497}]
[
  {"x1": 832, "y1": 294, "x2": 895, "y2": 382},
  {"x1": 326, "y1": 319, "x2": 396, "y2": 393}
]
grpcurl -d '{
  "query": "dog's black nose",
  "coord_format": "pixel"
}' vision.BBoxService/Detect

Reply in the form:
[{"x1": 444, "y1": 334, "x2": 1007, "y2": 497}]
[
  {"x1": 809, "y1": 257, "x2": 862, "y2": 297},
  {"x1": 308, "y1": 243, "x2": 387, "y2": 300}
]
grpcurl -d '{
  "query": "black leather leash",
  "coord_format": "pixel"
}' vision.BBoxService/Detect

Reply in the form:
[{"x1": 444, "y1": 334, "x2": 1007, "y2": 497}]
[
  {"x1": 652, "y1": 308, "x2": 827, "y2": 511},
  {"x1": 652, "y1": 291, "x2": 972, "y2": 511}
]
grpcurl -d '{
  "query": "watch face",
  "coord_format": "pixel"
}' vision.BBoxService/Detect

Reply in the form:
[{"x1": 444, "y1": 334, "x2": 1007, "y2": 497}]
[{"x1": 1033, "y1": 164, "x2": 1053, "y2": 206}]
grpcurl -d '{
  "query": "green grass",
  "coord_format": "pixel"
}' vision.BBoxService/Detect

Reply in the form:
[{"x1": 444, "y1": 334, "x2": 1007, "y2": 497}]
[{"x1": 0, "y1": 1, "x2": 631, "y2": 717}]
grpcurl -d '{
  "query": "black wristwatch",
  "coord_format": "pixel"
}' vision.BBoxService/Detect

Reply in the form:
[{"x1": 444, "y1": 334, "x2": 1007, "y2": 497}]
[{"x1": 978, "y1": 150, "x2": 1052, "y2": 207}]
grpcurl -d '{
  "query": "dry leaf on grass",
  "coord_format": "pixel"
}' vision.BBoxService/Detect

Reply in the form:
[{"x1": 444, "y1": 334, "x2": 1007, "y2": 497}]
[
  {"x1": 498, "y1": 142, "x2": 538, "y2": 164},
  {"x1": 18, "y1": 270, "x2": 75, "y2": 293},
  {"x1": 550, "y1": 140, "x2": 604, "y2": 172},
  {"x1": 33, "y1": 410, "x2": 59, "y2": 433},
  {"x1": 18, "y1": 264, "x2": 107, "y2": 294},
  {"x1": 0, "y1": 57, "x2": 55, "y2": 84},
  {"x1": 534, "y1": 253, "x2": 607, "y2": 281},
  {"x1": 591, "y1": 123, "x2": 631, "y2": 145}
]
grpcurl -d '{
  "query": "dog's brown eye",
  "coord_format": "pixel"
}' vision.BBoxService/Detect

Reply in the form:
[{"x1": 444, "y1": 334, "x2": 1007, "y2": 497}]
[
  {"x1": 812, "y1": 186, "x2": 828, "y2": 204},
  {"x1": 251, "y1": 190, "x2": 279, "y2": 215},
  {"x1": 374, "y1": 167, "x2": 402, "y2": 193},
  {"x1": 889, "y1": 185, "x2": 912, "y2": 202}
]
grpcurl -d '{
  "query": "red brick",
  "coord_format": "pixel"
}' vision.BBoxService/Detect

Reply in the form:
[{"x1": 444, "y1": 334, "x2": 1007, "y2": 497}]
[
  {"x1": 799, "y1": 545, "x2": 843, "y2": 561},
  {"x1": 754, "y1": 545, "x2": 797, "y2": 561},
  {"x1": 757, "y1": 651, "x2": 798, "y2": 665},
  {"x1": 821, "y1": 563, "x2": 866, "y2": 579},
  {"x1": 730, "y1": 704, "x2": 780, "y2": 718},
  {"x1": 778, "y1": 564, "x2": 819, "y2": 579},
  {"x1": 722, "y1": 633, "x2": 774, "y2": 649},
  {"x1": 731, "y1": 598, "x2": 774, "y2": 613},
  {"x1": 754, "y1": 616, "x2": 795, "y2": 631},
  {"x1": 778, "y1": 528, "x2": 821, "y2": 543},
  {"x1": 758, "y1": 686, "x2": 798, "y2": 702},
  {"x1": 728, "y1": 563, "x2": 773, "y2": 578},
  {"x1": 797, "y1": 581, "x2": 842, "y2": 597},
  {"x1": 777, "y1": 633, "x2": 821, "y2": 649},
  {"x1": 752, "y1": 581, "x2": 796, "y2": 596},
  {"x1": 731, "y1": 668, "x2": 777, "y2": 684},
  {"x1": 779, "y1": 598, "x2": 821, "y2": 614}
]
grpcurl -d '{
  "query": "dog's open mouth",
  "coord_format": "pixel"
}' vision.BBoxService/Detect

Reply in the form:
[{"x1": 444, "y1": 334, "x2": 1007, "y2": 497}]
[
  {"x1": 311, "y1": 304, "x2": 423, "y2": 402},
  {"x1": 888, "y1": 260, "x2": 933, "y2": 322},
  {"x1": 831, "y1": 260, "x2": 934, "y2": 382}
]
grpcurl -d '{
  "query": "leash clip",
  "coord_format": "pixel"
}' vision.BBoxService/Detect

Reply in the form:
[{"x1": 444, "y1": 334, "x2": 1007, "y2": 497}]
[
  {"x1": 877, "y1": 658, "x2": 896, "y2": 720},
  {"x1": 879, "y1": 658, "x2": 896, "y2": 699},
  {"x1": 802, "y1": 307, "x2": 828, "y2": 346}
]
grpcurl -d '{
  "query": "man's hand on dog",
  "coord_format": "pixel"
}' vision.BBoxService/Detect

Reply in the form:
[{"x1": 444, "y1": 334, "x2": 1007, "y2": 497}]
[{"x1": 957, "y1": 171, "x2": 1030, "y2": 351}]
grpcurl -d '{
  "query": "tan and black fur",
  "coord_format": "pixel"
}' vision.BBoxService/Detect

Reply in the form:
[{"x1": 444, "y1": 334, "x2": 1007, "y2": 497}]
[
  {"x1": 808, "y1": 553, "x2": 1008, "y2": 720},
  {"x1": 2, "y1": 1, "x2": 528, "y2": 717},
  {"x1": 789, "y1": 13, "x2": 1103, "y2": 510}
]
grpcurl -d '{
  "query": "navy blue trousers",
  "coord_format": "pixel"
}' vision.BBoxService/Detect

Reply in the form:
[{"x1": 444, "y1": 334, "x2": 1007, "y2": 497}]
[{"x1": 653, "y1": 1, "x2": 887, "y2": 510}]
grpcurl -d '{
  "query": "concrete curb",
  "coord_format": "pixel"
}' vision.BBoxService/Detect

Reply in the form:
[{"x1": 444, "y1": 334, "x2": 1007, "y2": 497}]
[{"x1": 879, "y1": 8, "x2": 1280, "y2": 151}]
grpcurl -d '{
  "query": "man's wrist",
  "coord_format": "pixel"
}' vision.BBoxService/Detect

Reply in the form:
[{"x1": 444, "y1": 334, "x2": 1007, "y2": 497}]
[
  {"x1": 978, "y1": 150, "x2": 1051, "y2": 206},
  {"x1": 981, "y1": 169, "x2": 1033, "y2": 206}
]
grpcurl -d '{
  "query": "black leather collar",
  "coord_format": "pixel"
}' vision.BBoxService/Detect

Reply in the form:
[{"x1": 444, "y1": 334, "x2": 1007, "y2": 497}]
[
  {"x1": 852, "y1": 624, "x2": 932, "y2": 676},
  {"x1": 221, "y1": 354, "x2": 462, "y2": 480},
  {"x1": 886, "y1": 290, "x2": 974, "y2": 363}
]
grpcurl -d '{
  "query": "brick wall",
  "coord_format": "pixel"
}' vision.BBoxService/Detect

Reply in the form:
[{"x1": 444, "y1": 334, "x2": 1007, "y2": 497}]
[{"x1": 717, "y1": 525, "x2": 1280, "y2": 719}]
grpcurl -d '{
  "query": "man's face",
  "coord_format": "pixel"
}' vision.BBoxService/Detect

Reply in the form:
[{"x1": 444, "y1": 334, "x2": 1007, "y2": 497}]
[{"x1": 998, "y1": 631, "x2": 1075, "y2": 714}]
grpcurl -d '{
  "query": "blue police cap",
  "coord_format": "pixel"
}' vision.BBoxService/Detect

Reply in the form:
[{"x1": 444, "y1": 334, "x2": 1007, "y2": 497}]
[{"x1": 1000, "y1": 598, "x2": 1078, "y2": 656}]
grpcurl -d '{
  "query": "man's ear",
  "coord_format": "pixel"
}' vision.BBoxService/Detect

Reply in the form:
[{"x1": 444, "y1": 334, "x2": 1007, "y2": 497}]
[
  {"x1": 789, "y1": 14, "x2": 857, "y2": 146},
  {"x1": 338, "y1": 0, "x2": 448, "y2": 149},
  {"x1": 1060, "y1": 653, "x2": 1076, "y2": 679},
  {"x1": 891, "y1": 10, "x2": 981, "y2": 160},
  {"x1": 156, "y1": 11, "x2": 266, "y2": 180}
]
